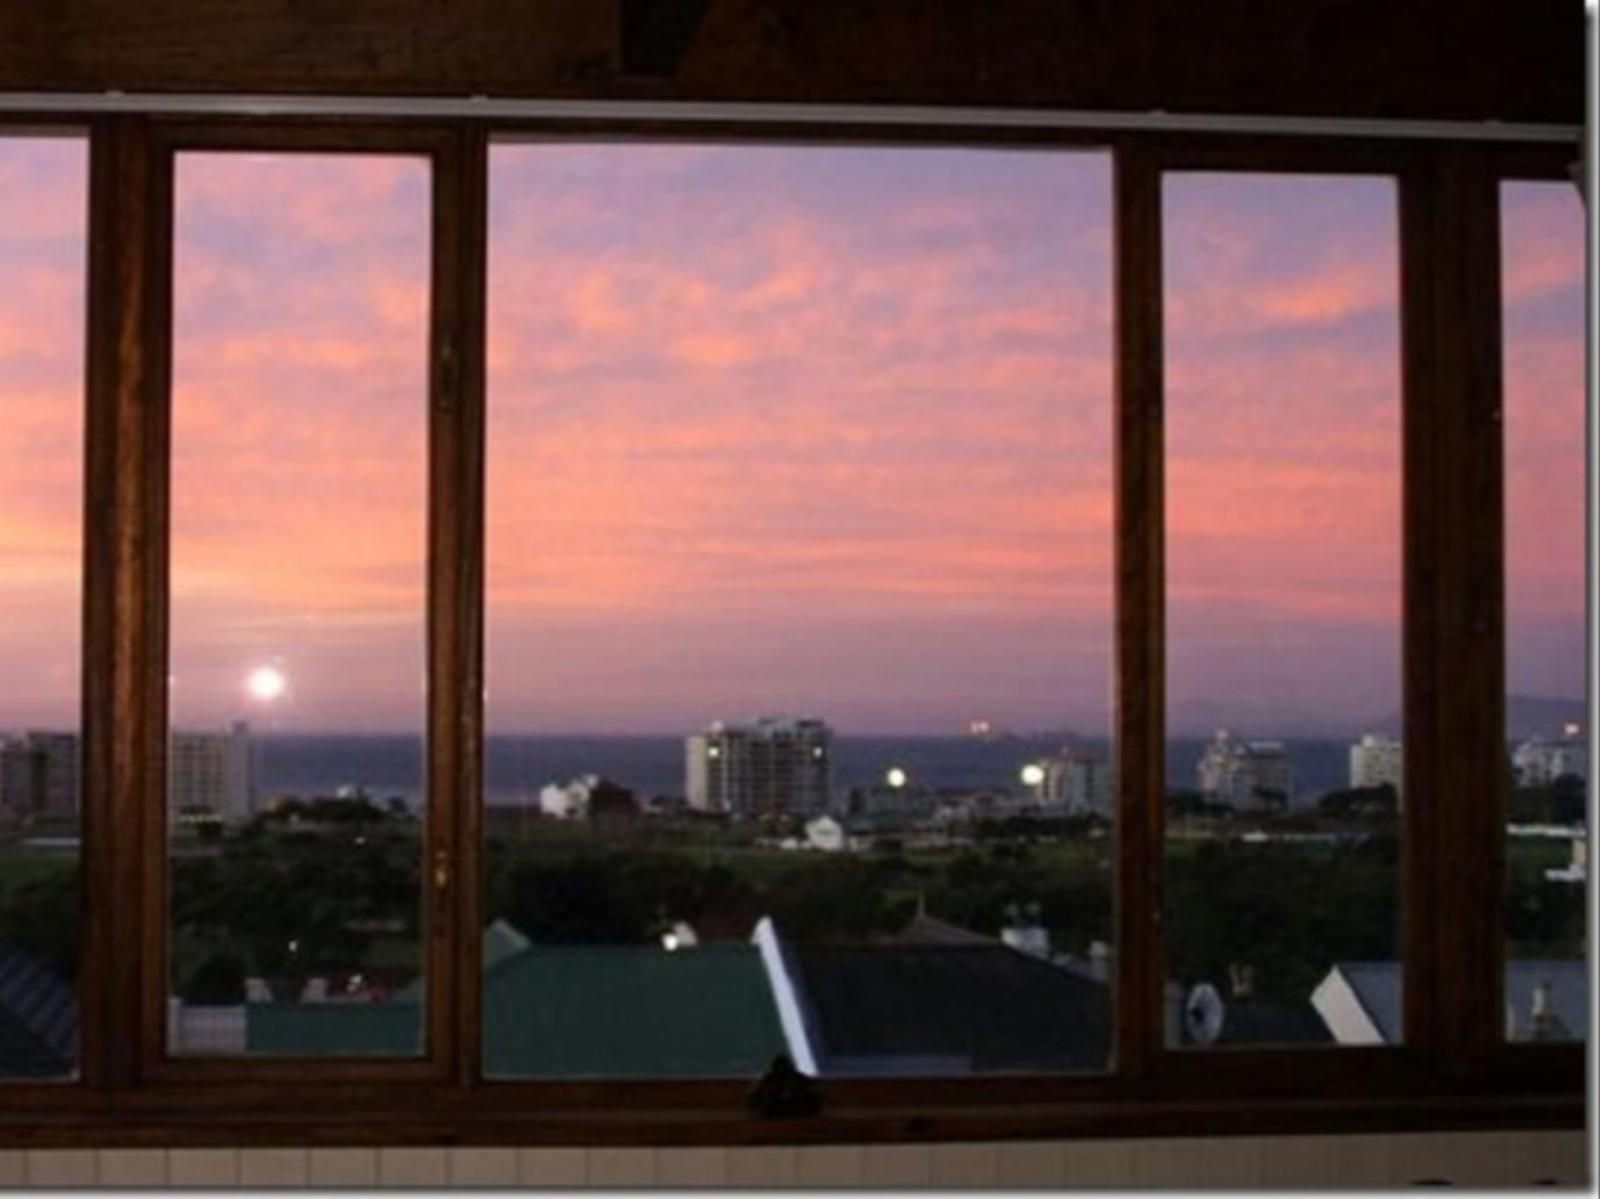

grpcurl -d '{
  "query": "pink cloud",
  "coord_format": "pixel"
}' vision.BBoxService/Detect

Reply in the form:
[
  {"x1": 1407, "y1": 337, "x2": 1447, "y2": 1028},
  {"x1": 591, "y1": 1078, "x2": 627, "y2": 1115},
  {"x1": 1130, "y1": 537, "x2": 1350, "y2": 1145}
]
[{"x1": 0, "y1": 138, "x2": 85, "y2": 729}]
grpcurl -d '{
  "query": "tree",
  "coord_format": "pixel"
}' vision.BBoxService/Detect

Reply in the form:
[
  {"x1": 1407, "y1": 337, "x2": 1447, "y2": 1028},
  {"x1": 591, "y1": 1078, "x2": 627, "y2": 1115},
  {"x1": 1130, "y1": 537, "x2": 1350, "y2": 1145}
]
[
  {"x1": 0, "y1": 868, "x2": 78, "y2": 979},
  {"x1": 1507, "y1": 777, "x2": 1585, "y2": 825},
  {"x1": 183, "y1": 950, "x2": 247, "y2": 1004},
  {"x1": 1317, "y1": 784, "x2": 1398, "y2": 821},
  {"x1": 586, "y1": 780, "x2": 641, "y2": 825}
]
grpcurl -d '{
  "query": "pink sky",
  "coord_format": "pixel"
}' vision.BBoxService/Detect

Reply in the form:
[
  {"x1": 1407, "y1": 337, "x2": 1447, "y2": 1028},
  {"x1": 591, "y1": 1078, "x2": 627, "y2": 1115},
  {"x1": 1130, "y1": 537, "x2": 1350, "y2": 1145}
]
[
  {"x1": 0, "y1": 142, "x2": 1584, "y2": 736},
  {"x1": 1164, "y1": 173, "x2": 1403, "y2": 734},
  {"x1": 1503, "y1": 182, "x2": 1586, "y2": 702},
  {"x1": 0, "y1": 138, "x2": 85, "y2": 730}
]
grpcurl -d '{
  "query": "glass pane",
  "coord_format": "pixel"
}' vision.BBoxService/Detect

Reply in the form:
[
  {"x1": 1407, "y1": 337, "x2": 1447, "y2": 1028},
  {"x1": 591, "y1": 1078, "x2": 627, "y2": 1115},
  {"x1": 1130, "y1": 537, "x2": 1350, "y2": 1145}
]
[
  {"x1": 1501, "y1": 180, "x2": 1588, "y2": 1043},
  {"x1": 168, "y1": 153, "x2": 429, "y2": 1056},
  {"x1": 485, "y1": 144, "x2": 1114, "y2": 1078},
  {"x1": 1163, "y1": 174, "x2": 1403, "y2": 1048},
  {"x1": 0, "y1": 136, "x2": 86, "y2": 1081}
]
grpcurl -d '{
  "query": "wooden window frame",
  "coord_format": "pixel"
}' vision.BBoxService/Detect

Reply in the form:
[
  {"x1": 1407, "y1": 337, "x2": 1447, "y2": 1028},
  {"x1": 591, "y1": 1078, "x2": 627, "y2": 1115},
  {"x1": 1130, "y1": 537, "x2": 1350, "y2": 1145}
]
[{"x1": 0, "y1": 113, "x2": 1582, "y2": 1146}]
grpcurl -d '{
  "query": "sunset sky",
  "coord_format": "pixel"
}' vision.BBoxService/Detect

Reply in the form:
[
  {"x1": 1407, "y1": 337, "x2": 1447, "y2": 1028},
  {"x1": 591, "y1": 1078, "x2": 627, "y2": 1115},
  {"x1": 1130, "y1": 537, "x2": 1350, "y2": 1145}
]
[{"x1": 0, "y1": 139, "x2": 1585, "y2": 736}]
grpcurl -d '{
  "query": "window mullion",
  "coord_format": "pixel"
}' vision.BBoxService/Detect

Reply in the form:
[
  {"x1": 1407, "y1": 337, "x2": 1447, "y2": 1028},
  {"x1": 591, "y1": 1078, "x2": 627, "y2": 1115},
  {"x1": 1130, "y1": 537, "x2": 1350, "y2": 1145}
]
[
  {"x1": 1399, "y1": 146, "x2": 1506, "y2": 1071},
  {"x1": 436, "y1": 123, "x2": 489, "y2": 1088},
  {"x1": 1112, "y1": 140, "x2": 1166, "y2": 1078}
]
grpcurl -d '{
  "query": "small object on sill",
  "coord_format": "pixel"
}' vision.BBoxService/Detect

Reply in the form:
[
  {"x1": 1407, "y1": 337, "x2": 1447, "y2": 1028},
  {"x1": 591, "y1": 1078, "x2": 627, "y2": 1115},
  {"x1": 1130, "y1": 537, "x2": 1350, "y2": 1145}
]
[{"x1": 747, "y1": 1053, "x2": 822, "y2": 1120}]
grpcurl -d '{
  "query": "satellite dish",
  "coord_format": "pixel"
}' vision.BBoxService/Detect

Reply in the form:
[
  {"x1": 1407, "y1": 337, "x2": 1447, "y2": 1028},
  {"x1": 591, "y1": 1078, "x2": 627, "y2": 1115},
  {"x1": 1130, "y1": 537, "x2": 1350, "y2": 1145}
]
[{"x1": 1185, "y1": 982, "x2": 1226, "y2": 1046}]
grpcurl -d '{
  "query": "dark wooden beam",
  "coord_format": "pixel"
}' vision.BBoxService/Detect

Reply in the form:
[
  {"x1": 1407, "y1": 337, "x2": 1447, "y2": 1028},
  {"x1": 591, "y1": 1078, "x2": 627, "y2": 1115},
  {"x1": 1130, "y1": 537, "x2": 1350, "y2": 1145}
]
[
  {"x1": 1112, "y1": 141, "x2": 1164, "y2": 1076},
  {"x1": 0, "y1": 0, "x2": 1582, "y2": 126},
  {"x1": 1400, "y1": 145, "x2": 1507, "y2": 1076},
  {"x1": 677, "y1": 0, "x2": 1579, "y2": 124},
  {"x1": 0, "y1": 2, "x2": 621, "y2": 98}
]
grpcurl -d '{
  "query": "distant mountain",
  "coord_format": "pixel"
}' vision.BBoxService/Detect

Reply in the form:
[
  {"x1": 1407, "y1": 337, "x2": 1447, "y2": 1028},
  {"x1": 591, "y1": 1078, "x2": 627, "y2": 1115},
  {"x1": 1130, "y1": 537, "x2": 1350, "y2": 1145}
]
[
  {"x1": 1166, "y1": 696, "x2": 1335, "y2": 740},
  {"x1": 1364, "y1": 694, "x2": 1587, "y2": 741}
]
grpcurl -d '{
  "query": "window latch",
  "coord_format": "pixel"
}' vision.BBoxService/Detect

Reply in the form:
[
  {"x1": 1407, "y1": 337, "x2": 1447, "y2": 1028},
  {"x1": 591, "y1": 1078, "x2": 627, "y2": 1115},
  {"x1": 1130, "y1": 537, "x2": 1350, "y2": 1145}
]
[
  {"x1": 436, "y1": 337, "x2": 458, "y2": 413},
  {"x1": 433, "y1": 848, "x2": 450, "y2": 893}
]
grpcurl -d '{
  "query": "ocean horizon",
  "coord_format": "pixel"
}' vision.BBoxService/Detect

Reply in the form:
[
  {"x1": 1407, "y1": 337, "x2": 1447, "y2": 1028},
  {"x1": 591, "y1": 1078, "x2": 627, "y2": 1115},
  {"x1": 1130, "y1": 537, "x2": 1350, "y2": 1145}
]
[{"x1": 249, "y1": 732, "x2": 1360, "y2": 810}]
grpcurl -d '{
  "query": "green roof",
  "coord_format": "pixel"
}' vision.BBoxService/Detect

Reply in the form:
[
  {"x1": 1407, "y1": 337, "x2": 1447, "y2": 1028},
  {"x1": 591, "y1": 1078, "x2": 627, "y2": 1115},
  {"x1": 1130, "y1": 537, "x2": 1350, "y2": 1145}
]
[
  {"x1": 246, "y1": 1002, "x2": 422, "y2": 1056},
  {"x1": 242, "y1": 941, "x2": 786, "y2": 1077},
  {"x1": 482, "y1": 943, "x2": 784, "y2": 1078}
]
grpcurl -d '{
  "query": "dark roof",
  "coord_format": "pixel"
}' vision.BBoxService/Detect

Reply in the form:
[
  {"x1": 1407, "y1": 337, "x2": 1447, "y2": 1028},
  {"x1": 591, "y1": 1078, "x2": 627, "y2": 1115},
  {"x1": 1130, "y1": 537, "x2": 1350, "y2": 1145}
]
[
  {"x1": 789, "y1": 943, "x2": 1110, "y2": 1074},
  {"x1": 1507, "y1": 961, "x2": 1589, "y2": 1041},
  {"x1": 1335, "y1": 959, "x2": 1588, "y2": 1043},
  {"x1": 481, "y1": 943, "x2": 785, "y2": 1078},
  {"x1": 888, "y1": 912, "x2": 997, "y2": 948},
  {"x1": 0, "y1": 947, "x2": 75, "y2": 1078},
  {"x1": 245, "y1": 942, "x2": 786, "y2": 1076},
  {"x1": 1210, "y1": 995, "x2": 1332, "y2": 1046},
  {"x1": 246, "y1": 1002, "x2": 422, "y2": 1056}
]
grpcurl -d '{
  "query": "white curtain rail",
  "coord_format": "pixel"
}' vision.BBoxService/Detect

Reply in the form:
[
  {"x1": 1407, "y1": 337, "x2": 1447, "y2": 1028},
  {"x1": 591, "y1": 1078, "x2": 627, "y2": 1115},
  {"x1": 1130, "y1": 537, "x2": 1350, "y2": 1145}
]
[{"x1": 0, "y1": 91, "x2": 1582, "y2": 143}]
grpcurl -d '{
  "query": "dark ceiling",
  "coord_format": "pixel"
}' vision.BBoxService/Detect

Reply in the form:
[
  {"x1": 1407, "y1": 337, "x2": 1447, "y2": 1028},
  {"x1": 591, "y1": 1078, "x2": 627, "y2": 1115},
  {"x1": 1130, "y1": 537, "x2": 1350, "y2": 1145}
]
[{"x1": 0, "y1": 0, "x2": 1583, "y2": 125}]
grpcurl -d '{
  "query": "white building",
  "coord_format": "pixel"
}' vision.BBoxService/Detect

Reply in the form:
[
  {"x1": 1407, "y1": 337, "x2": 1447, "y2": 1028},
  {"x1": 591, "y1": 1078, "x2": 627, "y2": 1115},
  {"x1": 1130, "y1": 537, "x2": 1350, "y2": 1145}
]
[
  {"x1": 169, "y1": 721, "x2": 255, "y2": 822},
  {"x1": 1196, "y1": 730, "x2": 1293, "y2": 810},
  {"x1": 0, "y1": 731, "x2": 79, "y2": 821},
  {"x1": 804, "y1": 814, "x2": 847, "y2": 852},
  {"x1": 1349, "y1": 734, "x2": 1403, "y2": 797},
  {"x1": 685, "y1": 716, "x2": 832, "y2": 816},
  {"x1": 539, "y1": 774, "x2": 599, "y2": 819},
  {"x1": 1041, "y1": 748, "x2": 1114, "y2": 815},
  {"x1": 1512, "y1": 733, "x2": 1588, "y2": 787}
]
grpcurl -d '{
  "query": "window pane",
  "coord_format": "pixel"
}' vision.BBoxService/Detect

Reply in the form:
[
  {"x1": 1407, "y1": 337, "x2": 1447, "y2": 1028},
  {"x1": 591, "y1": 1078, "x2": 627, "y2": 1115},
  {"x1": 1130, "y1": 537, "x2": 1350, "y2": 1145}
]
[
  {"x1": 486, "y1": 144, "x2": 1114, "y2": 1078},
  {"x1": 1501, "y1": 180, "x2": 1588, "y2": 1044},
  {"x1": 168, "y1": 153, "x2": 429, "y2": 1056},
  {"x1": 1163, "y1": 174, "x2": 1403, "y2": 1048},
  {"x1": 0, "y1": 136, "x2": 85, "y2": 1081}
]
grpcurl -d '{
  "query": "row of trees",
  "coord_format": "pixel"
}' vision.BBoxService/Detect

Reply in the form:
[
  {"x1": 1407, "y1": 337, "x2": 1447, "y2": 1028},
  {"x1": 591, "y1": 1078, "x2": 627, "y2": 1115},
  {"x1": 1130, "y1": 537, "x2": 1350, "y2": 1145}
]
[{"x1": 0, "y1": 780, "x2": 1582, "y2": 1009}]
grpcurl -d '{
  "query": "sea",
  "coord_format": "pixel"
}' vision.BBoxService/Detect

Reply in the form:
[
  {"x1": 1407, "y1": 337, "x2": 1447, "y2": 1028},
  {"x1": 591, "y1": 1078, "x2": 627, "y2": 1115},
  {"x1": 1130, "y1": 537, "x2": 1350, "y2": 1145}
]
[{"x1": 254, "y1": 734, "x2": 1355, "y2": 810}]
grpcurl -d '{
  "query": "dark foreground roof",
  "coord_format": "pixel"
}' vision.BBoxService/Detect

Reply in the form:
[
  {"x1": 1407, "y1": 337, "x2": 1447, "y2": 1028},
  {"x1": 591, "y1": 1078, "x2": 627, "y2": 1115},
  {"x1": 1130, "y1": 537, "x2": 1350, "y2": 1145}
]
[
  {"x1": 1334, "y1": 959, "x2": 1588, "y2": 1043},
  {"x1": 1506, "y1": 961, "x2": 1589, "y2": 1041},
  {"x1": 246, "y1": 942, "x2": 786, "y2": 1077},
  {"x1": 482, "y1": 943, "x2": 785, "y2": 1078},
  {"x1": 1207, "y1": 994, "x2": 1332, "y2": 1046},
  {"x1": 0, "y1": 947, "x2": 75, "y2": 1078},
  {"x1": 247, "y1": 1001, "x2": 422, "y2": 1056},
  {"x1": 790, "y1": 943, "x2": 1110, "y2": 1074}
]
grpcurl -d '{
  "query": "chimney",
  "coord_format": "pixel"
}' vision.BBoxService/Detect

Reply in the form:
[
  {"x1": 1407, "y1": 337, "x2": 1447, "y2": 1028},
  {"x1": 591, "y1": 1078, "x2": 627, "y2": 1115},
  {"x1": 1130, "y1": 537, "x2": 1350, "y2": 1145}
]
[
  {"x1": 1000, "y1": 902, "x2": 1051, "y2": 959},
  {"x1": 1529, "y1": 980, "x2": 1560, "y2": 1040},
  {"x1": 1228, "y1": 962, "x2": 1255, "y2": 999},
  {"x1": 1087, "y1": 940, "x2": 1111, "y2": 983}
]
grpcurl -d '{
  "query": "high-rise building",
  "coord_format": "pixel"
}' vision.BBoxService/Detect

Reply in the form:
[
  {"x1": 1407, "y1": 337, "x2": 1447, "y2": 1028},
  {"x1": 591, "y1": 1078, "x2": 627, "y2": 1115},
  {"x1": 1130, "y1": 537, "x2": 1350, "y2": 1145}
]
[
  {"x1": 1041, "y1": 748, "x2": 1114, "y2": 815},
  {"x1": 685, "y1": 716, "x2": 832, "y2": 816},
  {"x1": 0, "y1": 731, "x2": 80, "y2": 821},
  {"x1": 1349, "y1": 734, "x2": 1403, "y2": 796},
  {"x1": 1196, "y1": 730, "x2": 1293, "y2": 809},
  {"x1": 169, "y1": 721, "x2": 256, "y2": 822}
]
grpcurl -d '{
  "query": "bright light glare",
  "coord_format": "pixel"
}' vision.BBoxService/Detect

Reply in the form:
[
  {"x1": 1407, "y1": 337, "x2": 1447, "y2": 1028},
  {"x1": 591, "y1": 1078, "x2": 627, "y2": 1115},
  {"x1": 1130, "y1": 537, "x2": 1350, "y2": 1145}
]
[
  {"x1": 246, "y1": 665, "x2": 288, "y2": 703},
  {"x1": 886, "y1": 767, "x2": 908, "y2": 789},
  {"x1": 1020, "y1": 763, "x2": 1047, "y2": 788}
]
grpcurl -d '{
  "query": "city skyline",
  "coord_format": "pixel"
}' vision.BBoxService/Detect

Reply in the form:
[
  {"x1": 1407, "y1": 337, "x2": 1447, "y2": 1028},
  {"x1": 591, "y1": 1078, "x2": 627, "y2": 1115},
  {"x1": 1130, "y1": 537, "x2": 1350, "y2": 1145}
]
[{"x1": 0, "y1": 141, "x2": 1586, "y2": 736}]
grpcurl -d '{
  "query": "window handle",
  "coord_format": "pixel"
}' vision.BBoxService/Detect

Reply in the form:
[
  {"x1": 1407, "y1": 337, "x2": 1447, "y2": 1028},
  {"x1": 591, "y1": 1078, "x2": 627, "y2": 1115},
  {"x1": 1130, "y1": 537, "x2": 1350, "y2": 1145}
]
[
  {"x1": 433, "y1": 848, "x2": 450, "y2": 893},
  {"x1": 435, "y1": 336, "x2": 458, "y2": 413},
  {"x1": 432, "y1": 848, "x2": 451, "y2": 938}
]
